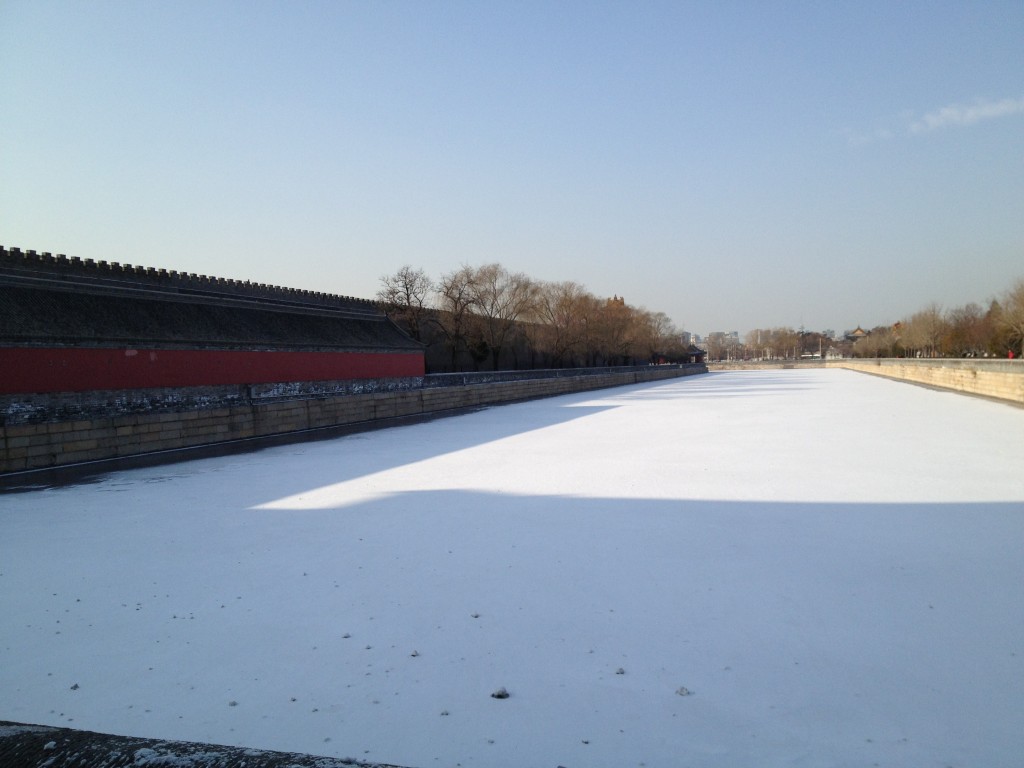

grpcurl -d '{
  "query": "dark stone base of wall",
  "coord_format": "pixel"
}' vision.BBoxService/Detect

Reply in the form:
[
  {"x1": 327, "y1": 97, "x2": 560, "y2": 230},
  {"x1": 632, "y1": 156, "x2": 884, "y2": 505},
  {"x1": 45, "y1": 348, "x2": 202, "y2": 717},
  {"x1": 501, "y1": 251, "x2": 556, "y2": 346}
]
[
  {"x1": 0, "y1": 365, "x2": 706, "y2": 475},
  {"x1": 0, "y1": 720, "x2": 406, "y2": 768}
]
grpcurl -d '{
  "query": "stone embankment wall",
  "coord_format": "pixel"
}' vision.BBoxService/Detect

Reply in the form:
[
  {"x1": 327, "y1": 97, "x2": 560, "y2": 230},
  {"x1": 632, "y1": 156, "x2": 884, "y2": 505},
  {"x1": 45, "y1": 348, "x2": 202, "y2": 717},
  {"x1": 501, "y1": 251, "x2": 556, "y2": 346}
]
[
  {"x1": 709, "y1": 359, "x2": 1023, "y2": 405},
  {"x1": 706, "y1": 361, "x2": 824, "y2": 371},
  {"x1": 828, "y1": 358, "x2": 1024, "y2": 405},
  {"x1": 0, "y1": 365, "x2": 705, "y2": 474}
]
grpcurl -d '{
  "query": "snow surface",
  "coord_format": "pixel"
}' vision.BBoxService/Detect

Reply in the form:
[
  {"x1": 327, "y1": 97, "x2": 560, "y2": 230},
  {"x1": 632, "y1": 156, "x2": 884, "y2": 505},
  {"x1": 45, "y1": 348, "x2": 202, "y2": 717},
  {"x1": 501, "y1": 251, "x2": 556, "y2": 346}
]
[{"x1": 2, "y1": 368, "x2": 1023, "y2": 768}]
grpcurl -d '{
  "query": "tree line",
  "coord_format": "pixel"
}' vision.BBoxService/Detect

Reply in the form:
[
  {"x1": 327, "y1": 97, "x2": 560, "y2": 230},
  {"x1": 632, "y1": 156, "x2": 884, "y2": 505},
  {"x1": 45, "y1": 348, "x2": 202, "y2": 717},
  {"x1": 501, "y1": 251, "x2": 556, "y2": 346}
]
[
  {"x1": 376, "y1": 264, "x2": 695, "y2": 373},
  {"x1": 701, "y1": 280, "x2": 1024, "y2": 362},
  {"x1": 852, "y1": 279, "x2": 1024, "y2": 359},
  {"x1": 740, "y1": 328, "x2": 838, "y2": 361}
]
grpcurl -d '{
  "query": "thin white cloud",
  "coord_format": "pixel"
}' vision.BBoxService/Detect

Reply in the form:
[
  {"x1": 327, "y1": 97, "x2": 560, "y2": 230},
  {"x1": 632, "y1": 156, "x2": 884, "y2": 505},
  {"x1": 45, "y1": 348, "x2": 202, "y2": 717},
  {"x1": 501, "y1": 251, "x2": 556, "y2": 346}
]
[
  {"x1": 909, "y1": 96, "x2": 1024, "y2": 134},
  {"x1": 846, "y1": 96, "x2": 1024, "y2": 146},
  {"x1": 844, "y1": 126, "x2": 894, "y2": 146}
]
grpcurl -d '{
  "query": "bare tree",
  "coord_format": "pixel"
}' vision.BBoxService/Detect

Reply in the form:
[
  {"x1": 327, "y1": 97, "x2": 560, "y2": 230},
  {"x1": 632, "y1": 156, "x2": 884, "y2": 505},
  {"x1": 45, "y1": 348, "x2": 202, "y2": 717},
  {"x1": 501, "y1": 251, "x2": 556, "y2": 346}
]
[
  {"x1": 745, "y1": 329, "x2": 770, "y2": 360},
  {"x1": 744, "y1": 327, "x2": 797, "y2": 360},
  {"x1": 853, "y1": 326, "x2": 898, "y2": 357},
  {"x1": 944, "y1": 303, "x2": 988, "y2": 356},
  {"x1": 633, "y1": 309, "x2": 680, "y2": 362},
  {"x1": 376, "y1": 265, "x2": 434, "y2": 342},
  {"x1": 467, "y1": 263, "x2": 539, "y2": 369},
  {"x1": 770, "y1": 327, "x2": 800, "y2": 360},
  {"x1": 590, "y1": 297, "x2": 629, "y2": 364},
  {"x1": 878, "y1": 326, "x2": 901, "y2": 357},
  {"x1": 901, "y1": 304, "x2": 946, "y2": 357},
  {"x1": 533, "y1": 281, "x2": 591, "y2": 366},
  {"x1": 577, "y1": 292, "x2": 605, "y2": 366},
  {"x1": 998, "y1": 279, "x2": 1024, "y2": 357},
  {"x1": 436, "y1": 265, "x2": 477, "y2": 371}
]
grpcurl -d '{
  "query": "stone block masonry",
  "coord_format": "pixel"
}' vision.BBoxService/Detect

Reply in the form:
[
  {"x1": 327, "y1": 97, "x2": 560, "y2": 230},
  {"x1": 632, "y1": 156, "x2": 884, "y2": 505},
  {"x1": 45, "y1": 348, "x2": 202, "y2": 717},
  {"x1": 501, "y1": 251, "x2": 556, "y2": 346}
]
[
  {"x1": 0, "y1": 365, "x2": 706, "y2": 474},
  {"x1": 829, "y1": 359, "x2": 1024, "y2": 405},
  {"x1": 709, "y1": 359, "x2": 1024, "y2": 406}
]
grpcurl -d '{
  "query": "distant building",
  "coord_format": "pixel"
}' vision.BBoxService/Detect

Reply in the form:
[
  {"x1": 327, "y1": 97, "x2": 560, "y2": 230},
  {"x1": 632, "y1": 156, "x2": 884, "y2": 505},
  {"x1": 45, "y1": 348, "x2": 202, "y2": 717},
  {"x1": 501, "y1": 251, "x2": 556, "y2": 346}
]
[
  {"x1": 707, "y1": 331, "x2": 739, "y2": 345},
  {"x1": 844, "y1": 326, "x2": 869, "y2": 342}
]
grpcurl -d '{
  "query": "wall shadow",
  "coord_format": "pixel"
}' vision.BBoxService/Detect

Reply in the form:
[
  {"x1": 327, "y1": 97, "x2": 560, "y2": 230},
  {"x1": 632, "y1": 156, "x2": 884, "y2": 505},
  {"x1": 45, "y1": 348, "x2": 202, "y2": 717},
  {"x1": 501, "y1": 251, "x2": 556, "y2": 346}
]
[
  {"x1": 4, "y1": 486, "x2": 1019, "y2": 766},
  {"x1": 0, "y1": 382, "x2": 640, "y2": 494}
]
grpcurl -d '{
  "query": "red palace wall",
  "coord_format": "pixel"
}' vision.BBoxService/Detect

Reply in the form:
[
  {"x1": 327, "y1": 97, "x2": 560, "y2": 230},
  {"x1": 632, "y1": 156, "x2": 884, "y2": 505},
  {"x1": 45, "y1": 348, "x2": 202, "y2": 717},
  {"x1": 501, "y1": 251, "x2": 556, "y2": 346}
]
[{"x1": 0, "y1": 347, "x2": 425, "y2": 395}]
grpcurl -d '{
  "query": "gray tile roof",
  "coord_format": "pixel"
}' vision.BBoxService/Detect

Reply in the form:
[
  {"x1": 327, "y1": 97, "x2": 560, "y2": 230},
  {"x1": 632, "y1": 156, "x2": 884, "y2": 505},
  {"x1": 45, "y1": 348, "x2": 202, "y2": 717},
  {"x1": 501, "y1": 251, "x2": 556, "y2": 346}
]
[{"x1": 0, "y1": 247, "x2": 421, "y2": 353}]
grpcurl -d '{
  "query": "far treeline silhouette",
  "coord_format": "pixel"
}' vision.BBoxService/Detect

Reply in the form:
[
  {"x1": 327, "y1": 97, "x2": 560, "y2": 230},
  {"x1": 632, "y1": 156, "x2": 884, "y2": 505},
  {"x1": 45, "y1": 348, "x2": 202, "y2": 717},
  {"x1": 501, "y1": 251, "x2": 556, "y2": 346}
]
[
  {"x1": 376, "y1": 263, "x2": 700, "y2": 373},
  {"x1": 850, "y1": 279, "x2": 1024, "y2": 359},
  {"x1": 378, "y1": 264, "x2": 1024, "y2": 369}
]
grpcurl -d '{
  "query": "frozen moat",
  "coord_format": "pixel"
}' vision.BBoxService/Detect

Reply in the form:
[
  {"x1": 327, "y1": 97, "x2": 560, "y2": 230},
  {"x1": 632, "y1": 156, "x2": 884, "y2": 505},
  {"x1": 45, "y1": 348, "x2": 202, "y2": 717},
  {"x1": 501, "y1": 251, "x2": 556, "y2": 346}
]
[{"x1": 2, "y1": 368, "x2": 1023, "y2": 768}]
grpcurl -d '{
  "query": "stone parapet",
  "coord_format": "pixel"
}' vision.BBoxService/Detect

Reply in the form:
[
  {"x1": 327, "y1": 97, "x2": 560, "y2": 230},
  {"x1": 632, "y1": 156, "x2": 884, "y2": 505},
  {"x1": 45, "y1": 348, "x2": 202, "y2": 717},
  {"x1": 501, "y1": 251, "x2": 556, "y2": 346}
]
[
  {"x1": 707, "y1": 361, "x2": 824, "y2": 371},
  {"x1": 829, "y1": 359, "x2": 1024, "y2": 405},
  {"x1": 0, "y1": 365, "x2": 706, "y2": 474}
]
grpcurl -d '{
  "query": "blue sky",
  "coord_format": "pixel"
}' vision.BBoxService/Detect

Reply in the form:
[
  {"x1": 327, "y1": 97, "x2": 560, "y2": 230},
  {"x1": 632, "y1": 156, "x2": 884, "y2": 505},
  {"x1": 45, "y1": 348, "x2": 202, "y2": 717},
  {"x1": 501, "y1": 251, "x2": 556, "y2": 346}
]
[{"x1": 2, "y1": 1, "x2": 1022, "y2": 335}]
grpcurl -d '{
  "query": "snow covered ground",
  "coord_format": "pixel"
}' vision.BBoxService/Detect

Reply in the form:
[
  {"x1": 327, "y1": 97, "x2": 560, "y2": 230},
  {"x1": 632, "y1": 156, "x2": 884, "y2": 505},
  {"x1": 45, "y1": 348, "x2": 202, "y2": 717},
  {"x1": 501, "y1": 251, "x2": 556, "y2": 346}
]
[{"x1": 2, "y1": 368, "x2": 1023, "y2": 768}]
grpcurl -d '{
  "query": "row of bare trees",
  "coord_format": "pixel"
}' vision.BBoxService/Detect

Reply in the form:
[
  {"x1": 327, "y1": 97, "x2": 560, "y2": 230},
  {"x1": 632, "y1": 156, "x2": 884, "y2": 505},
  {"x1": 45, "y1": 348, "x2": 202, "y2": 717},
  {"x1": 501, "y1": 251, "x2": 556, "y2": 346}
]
[
  {"x1": 736, "y1": 328, "x2": 839, "y2": 361},
  {"x1": 853, "y1": 280, "x2": 1024, "y2": 358},
  {"x1": 376, "y1": 264, "x2": 692, "y2": 372},
  {"x1": 692, "y1": 328, "x2": 844, "y2": 362}
]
